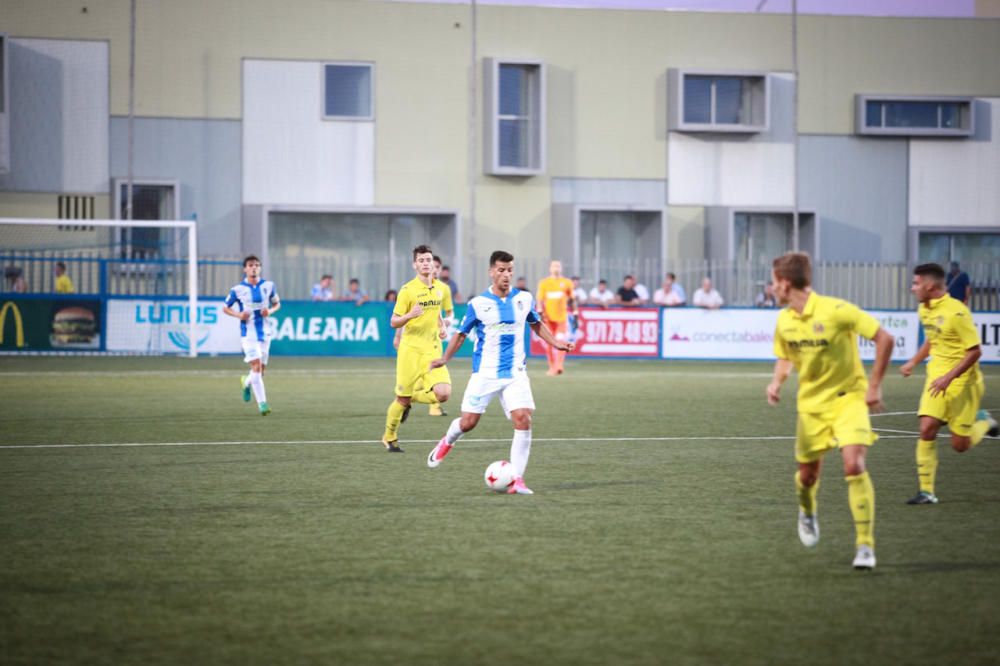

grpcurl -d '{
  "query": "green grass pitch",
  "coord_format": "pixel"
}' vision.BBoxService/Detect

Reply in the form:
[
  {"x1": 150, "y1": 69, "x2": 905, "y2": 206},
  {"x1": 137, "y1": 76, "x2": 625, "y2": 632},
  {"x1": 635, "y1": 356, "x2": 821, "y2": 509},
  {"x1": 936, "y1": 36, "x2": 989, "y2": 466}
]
[{"x1": 1, "y1": 356, "x2": 999, "y2": 665}]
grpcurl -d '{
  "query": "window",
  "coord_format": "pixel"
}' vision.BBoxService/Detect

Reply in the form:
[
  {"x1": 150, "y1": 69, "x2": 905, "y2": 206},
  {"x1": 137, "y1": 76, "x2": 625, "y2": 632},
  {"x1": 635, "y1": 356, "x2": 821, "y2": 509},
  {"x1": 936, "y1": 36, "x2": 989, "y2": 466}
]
[
  {"x1": 113, "y1": 179, "x2": 180, "y2": 259},
  {"x1": 668, "y1": 69, "x2": 769, "y2": 133},
  {"x1": 484, "y1": 58, "x2": 545, "y2": 175},
  {"x1": 734, "y1": 213, "x2": 792, "y2": 265},
  {"x1": 918, "y1": 232, "x2": 1000, "y2": 263},
  {"x1": 578, "y1": 209, "x2": 663, "y2": 289},
  {"x1": 323, "y1": 63, "x2": 373, "y2": 120},
  {"x1": 856, "y1": 95, "x2": 974, "y2": 137},
  {"x1": 267, "y1": 211, "x2": 457, "y2": 298}
]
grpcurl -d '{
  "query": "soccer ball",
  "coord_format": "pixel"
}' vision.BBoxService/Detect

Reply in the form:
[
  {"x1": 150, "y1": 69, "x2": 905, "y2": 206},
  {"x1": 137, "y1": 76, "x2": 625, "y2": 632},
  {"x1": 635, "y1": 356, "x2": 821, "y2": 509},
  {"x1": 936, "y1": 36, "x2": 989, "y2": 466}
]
[{"x1": 484, "y1": 460, "x2": 516, "y2": 492}]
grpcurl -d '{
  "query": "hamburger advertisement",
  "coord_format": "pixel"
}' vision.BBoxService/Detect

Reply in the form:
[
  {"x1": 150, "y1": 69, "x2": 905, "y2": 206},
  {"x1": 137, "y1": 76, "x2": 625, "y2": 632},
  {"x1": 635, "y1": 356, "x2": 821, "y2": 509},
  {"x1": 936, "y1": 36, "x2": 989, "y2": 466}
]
[
  {"x1": 0, "y1": 298, "x2": 102, "y2": 351},
  {"x1": 50, "y1": 305, "x2": 100, "y2": 349}
]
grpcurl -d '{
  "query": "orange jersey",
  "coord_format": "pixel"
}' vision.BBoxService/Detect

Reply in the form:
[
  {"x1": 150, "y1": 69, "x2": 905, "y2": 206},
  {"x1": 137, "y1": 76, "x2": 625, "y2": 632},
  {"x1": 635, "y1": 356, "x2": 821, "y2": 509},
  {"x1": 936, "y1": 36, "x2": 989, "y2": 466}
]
[{"x1": 536, "y1": 276, "x2": 574, "y2": 322}]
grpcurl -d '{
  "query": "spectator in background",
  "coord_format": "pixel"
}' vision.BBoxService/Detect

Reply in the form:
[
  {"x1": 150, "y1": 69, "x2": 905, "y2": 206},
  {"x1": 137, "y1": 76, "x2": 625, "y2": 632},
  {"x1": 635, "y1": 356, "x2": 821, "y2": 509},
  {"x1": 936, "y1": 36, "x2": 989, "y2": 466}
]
[
  {"x1": 342, "y1": 278, "x2": 369, "y2": 306},
  {"x1": 653, "y1": 272, "x2": 686, "y2": 307},
  {"x1": 311, "y1": 274, "x2": 335, "y2": 301},
  {"x1": 516, "y1": 276, "x2": 530, "y2": 293},
  {"x1": 633, "y1": 278, "x2": 651, "y2": 305},
  {"x1": 384, "y1": 289, "x2": 398, "y2": 303},
  {"x1": 5, "y1": 266, "x2": 27, "y2": 293},
  {"x1": 589, "y1": 279, "x2": 615, "y2": 308},
  {"x1": 946, "y1": 261, "x2": 971, "y2": 305},
  {"x1": 54, "y1": 262, "x2": 75, "y2": 294},
  {"x1": 616, "y1": 275, "x2": 641, "y2": 307},
  {"x1": 439, "y1": 263, "x2": 462, "y2": 303},
  {"x1": 755, "y1": 282, "x2": 777, "y2": 308},
  {"x1": 571, "y1": 276, "x2": 588, "y2": 306},
  {"x1": 692, "y1": 277, "x2": 724, "y2": 309}
]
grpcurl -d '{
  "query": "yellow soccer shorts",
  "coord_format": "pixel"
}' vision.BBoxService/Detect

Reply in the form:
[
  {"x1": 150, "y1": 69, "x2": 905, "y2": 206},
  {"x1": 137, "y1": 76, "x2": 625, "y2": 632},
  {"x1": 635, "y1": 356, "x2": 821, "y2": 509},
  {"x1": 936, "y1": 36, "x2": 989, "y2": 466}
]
[
  {"x1": 918, "y1": 374, "x2": 984, "y2": 437},
  {"x1": 796, "y1": 392, "x2": 876, "y2": 463},
  {"x1": 395, "y1": 345, "x2": 451, "y2": 398}
]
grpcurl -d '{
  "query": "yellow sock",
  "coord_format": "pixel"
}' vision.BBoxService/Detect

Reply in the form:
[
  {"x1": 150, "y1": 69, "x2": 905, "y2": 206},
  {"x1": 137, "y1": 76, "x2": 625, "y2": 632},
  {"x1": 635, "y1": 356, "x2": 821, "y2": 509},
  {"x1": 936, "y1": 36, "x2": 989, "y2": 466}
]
[
  {"x1": 916, "y1": 439, "x2": 938, "y2": 494},
  {"x1": 383, "y1": 400, "x2": 406, "y2": 441},
  {"x1": 795, "y1": 471, "x2": 819, "y2": 516},
  {"x1": 970, "y1": 420, "x2": 990, "y2": 447},
  {"x1": 846, "y1": 472, "x2": 875, "y2": 548}
]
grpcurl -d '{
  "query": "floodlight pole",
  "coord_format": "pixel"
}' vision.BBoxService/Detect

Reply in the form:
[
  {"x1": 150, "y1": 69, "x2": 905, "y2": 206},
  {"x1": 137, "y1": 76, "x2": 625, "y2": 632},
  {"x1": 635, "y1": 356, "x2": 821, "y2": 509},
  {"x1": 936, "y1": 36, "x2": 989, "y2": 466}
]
[
  {"x1": 467, "y1": 0, "x2": 478, "y2": 292},
  {"x1": 757, "y1": 0, "x2": 800, "y2": 253},
  {"x1": 126, "y1": 0, "x2": 136, "y2": 223},
  {"x1": 791, "y1": 0, "x2": 800, "y2": 253}
]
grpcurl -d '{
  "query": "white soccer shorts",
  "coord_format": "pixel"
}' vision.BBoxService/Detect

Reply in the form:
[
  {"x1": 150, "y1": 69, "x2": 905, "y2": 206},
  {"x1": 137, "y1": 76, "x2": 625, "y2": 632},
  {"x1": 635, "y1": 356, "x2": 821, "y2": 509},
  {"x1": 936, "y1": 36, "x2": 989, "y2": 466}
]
[
  {"x1": 460, "y1": 371, "x2": 535, "y2": 419},
  {"x1": 241, "y1": 337, "x2": 271, "y2": 365}
]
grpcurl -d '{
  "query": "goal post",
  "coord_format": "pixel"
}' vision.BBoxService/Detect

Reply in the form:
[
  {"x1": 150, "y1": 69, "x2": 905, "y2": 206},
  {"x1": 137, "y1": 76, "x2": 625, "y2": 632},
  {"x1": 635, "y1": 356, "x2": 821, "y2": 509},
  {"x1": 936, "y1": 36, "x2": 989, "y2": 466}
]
[{"x1": 0, "y1": 217, "x2": 199, "y2": 357}]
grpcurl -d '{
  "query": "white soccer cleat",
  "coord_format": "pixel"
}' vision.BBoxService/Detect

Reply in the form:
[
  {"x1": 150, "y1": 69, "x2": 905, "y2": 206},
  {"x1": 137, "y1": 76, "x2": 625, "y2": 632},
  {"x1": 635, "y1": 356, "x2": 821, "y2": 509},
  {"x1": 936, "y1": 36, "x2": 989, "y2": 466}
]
[
  {"x1": 853, "y1": 545, "x2": 876, "y2": 571},
  {"x1": 426, "y1": 438, "x2": 453, "y2": 469},
  {"x1": 507, "y1": 477, "x2": 534, "y2": 495},
  {"x1": 798, "y1": 510, "x2": 820, "y2": 548}
]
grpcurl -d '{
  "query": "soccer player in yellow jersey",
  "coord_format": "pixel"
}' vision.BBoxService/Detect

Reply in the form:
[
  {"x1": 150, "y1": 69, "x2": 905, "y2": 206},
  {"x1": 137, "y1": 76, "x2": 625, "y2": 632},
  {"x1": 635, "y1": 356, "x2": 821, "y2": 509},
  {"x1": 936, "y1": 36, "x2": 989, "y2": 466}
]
[
  {"x1": 381, "y1": 245, "x2": 453, "y2": 452},
  {"x1": 536, "y1": 260, "x2": 576, "y2": 376},
  {"x1": 900, "y1": 263, "x2": 997, "y2": 505},
  {"x1": 766, "y1": 252, "x2": 894, "y2": 571},
  {"x1": 393, "y1": 255, "x2": 453, "y2": 417}
]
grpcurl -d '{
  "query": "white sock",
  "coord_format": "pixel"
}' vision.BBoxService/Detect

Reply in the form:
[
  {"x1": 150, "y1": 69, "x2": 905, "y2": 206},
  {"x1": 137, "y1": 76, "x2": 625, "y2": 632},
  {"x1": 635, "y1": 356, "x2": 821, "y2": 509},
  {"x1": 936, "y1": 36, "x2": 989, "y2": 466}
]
[
  {"x1": 510, "y1": 429, "x2": 532, "y2": 478},
  {"x1": 243, "y1": 374, "x2": 252, "y2": 387},
  {"x1": 445, "y1": 418, "x2": 465, "y2": 445},
  {"x1": 249, "y1": 371, "x2": 267, "y2": 404}
]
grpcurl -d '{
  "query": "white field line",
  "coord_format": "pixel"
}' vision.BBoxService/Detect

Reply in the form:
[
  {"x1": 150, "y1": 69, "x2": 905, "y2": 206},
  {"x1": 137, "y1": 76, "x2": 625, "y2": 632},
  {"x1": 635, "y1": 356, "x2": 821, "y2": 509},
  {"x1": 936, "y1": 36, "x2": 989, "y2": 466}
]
[
  {"x1": 0, "y1": 369, "x2": 781, "y2": 379},
  {"x1": 0, "y1": 433, "x2": 932, "y2": 451}
]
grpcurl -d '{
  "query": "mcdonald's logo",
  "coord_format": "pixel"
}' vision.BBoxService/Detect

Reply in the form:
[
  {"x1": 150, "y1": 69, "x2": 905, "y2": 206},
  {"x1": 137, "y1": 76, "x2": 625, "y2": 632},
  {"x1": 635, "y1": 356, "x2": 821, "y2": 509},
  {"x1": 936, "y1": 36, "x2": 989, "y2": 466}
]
[{"x1": 0, "y1": 301, "x2": 26, "y2": 348}]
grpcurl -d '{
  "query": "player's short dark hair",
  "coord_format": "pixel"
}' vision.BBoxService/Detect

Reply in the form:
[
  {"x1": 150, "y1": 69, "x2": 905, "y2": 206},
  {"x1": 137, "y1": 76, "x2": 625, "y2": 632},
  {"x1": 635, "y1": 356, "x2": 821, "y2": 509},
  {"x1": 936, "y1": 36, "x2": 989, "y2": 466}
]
[
  {"x1": 571, "y1": 275, "x2": 580, "y2": 280},
  {"x1": 914, "y1": 262, "x2": 946, "y2": 283},
  {"x1": 599, "y1": 279, "x2": 607, "y2": 285},
  {"x1": 243, "y1": 255, "x2": 260, "y2": 267},
  {"x1": 772, "y1": 252, "x2": 811, "y2": 289},
  {"x1": 490, "y1": 250, "x2": 514, "y2": 266},
  {"x1": 623, "y1": 274, "x2": 634, "y2": 281},
  {"x1": 413, "y1": 245, "x2": 433, "y2": 260},
  {"x1": 320, "y1": 274, "x2": 332, "y2": 281},
  {"x1": 56, "y1": 261, "x2": 67, "y2": 271},
  {"x1": 667, "y1": 272, "x2": 676, "y2": 280},
  {"x1": 349, "y1": 278, "x2": 360, "y2": 285},
  {"x1": 433, "y1": 255, "x2": 442, "y2": 264}
]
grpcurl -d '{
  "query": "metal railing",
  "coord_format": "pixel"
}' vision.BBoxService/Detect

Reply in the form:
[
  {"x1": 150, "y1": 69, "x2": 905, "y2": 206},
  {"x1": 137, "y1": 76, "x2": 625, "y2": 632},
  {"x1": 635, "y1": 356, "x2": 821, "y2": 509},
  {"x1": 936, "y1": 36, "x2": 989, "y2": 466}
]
[
  {"x1": 1, "y1": 251, "x2": 241, "y2": 297},
  {"x1": 4, "y1": 251, "x2": 997, "y2": 311}
]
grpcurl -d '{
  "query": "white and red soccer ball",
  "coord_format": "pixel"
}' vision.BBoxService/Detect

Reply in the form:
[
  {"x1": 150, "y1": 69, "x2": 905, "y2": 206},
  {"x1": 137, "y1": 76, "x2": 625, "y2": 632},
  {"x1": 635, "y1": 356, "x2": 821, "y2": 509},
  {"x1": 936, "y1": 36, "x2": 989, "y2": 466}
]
[{"x1": 484, "y1": 460, "x2": 516, "y2": 492}]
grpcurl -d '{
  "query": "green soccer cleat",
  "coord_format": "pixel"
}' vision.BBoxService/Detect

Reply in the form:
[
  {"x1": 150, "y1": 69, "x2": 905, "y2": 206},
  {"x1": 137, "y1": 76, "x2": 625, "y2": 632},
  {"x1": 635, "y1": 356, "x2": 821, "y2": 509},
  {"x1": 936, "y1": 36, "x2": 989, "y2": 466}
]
[
  {"x1": 259, "y1": 402, "x2": 271, "y2": 416},
  {"x1": 906, "y1": 491, "x2": 939, "y2": 505},
  {"x1": 976, "y1": 409, "x2": 999, "y2": 437},
  {"x1": 241, "y1": 375, "x2": 251, "y2": 402}
]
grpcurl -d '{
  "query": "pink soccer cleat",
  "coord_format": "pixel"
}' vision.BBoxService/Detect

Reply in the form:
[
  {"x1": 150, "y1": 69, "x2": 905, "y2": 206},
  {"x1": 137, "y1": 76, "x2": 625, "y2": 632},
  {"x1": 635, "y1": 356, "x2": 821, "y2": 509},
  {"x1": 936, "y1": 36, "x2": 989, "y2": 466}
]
[
  {"x1": 426, "y1": 437, "x2": 453, "y2": 469},
  {"x1": 507, "y1": 476, "x2": 534, "y2": 495}
]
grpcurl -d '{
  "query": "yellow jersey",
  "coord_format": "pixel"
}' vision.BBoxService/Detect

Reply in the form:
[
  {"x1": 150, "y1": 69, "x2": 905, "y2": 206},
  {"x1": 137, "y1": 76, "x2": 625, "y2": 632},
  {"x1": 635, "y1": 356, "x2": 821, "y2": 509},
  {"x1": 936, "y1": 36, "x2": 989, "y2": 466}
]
[
  {"x1": 536, "y1": 276, "x2": 574, "y2": 323},
  {"x1": 394, "y1": 277, "x2": 453, "y2": 352},
  {"x1": 55, "y1": 274, "x2": 75, "y2": 293},
  {"x1": 919, "y1": 294, "x2": 981, "y2": 385},
  {"x1": 773, "y1": 292, "x2": 881, "y2": 413}
]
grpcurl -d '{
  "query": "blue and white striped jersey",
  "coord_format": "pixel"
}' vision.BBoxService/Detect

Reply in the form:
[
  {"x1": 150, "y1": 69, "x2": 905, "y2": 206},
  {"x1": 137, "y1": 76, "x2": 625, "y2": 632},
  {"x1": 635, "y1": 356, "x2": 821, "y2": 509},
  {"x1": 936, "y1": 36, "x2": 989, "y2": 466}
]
[
  {"x1": 224, "y1": 279, "x2": 279, "y2": 341},
  {"x1": 459, "y1": 287, "x2": 539, "y2": 379}
]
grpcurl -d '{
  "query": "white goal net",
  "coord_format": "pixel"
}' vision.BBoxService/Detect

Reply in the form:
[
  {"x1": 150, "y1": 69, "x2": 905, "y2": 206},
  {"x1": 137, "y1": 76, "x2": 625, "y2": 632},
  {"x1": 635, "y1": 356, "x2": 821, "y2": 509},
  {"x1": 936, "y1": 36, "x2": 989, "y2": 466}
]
[{"x1": 0, "y1": 217, "x2": 199, "y2": 356}]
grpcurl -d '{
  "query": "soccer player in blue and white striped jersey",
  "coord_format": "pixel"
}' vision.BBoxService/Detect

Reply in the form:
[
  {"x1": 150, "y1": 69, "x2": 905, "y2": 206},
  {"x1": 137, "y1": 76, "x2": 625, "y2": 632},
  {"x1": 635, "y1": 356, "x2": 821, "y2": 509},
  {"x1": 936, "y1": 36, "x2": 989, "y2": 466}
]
[
  {"x1": 223, "y1": 255, "x2": 280, "y2": 416},
  {"x1": 426, "y1": 250, "x2": 574, "y2": 494}
]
